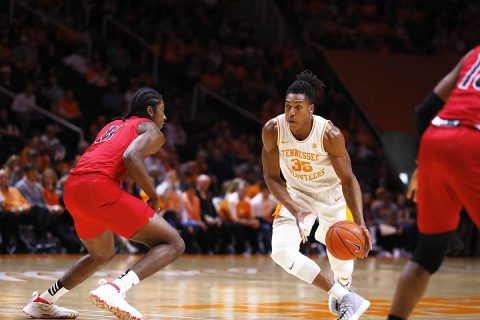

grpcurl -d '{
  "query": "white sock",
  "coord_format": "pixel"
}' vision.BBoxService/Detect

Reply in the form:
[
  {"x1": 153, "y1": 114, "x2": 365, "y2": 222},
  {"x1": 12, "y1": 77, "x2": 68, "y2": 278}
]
[
  {"x1": 339, "y1": 276, "x2": 351, "y2": 287},
  {"x1": 112, "y1": 269, "x2": 140, "y2": 294},
  {"x1": 328, "y1": 283, "x2": 349, "y2": 300},
  {"x1": 40, "y1": 280, "x2": 69, "y2": 304}
]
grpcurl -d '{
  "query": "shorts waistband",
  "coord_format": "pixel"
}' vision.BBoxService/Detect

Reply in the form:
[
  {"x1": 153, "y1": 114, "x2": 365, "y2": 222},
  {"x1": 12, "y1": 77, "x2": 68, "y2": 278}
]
[{"x1": 431, "y1": 116, "x2": 480, "y2": 130}]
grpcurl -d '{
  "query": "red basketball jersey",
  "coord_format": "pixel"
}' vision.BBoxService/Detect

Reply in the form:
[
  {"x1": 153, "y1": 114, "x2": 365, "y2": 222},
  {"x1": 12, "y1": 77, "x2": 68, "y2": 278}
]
[
  {"x1": 437, "y1": 45, "x2": 480, "y2": 125},
  {"x1": 70, "y1": 116, "x2": 153, "y2": 184}
]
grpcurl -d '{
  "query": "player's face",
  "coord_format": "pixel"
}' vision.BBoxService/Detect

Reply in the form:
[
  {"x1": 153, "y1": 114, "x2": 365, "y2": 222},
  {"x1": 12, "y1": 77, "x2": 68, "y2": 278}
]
[
  {"x1": 284, "y1": 93, "x2": 314, "y2": 131},
  {"x1": 150, "y1": 99, "x2": 166, "y2": 129}
]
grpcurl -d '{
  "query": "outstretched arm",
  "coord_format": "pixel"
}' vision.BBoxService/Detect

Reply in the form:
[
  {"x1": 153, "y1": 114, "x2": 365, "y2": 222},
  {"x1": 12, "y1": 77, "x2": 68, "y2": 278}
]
[
  {"x1": 123, "y1": 121, "x2": 165, "y2": 211},
  {"x1": 324, "y1": 123, "x2": 372, "y2": 258}
]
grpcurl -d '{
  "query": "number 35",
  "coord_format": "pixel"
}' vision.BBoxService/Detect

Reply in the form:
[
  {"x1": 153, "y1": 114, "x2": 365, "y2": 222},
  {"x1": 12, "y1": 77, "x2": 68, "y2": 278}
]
[{"x1": 291, "y1": 158, "x2": 313, "y2": 172}]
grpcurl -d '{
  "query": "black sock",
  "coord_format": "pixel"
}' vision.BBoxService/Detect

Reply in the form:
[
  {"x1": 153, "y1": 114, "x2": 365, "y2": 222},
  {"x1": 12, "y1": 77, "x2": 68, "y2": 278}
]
[
  {"x1": 387, "y1": 315, "x2": 405, "y2": 320},
  {"x1": 47, "y1": 280, "x2": 64, "y2": 296}
]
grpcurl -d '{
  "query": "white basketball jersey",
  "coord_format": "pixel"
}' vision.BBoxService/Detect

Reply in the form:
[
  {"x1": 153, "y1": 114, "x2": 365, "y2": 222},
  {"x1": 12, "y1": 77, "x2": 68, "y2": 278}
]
[{"x1": 277, "y1": 114, "x2": 340, "y2": 194}]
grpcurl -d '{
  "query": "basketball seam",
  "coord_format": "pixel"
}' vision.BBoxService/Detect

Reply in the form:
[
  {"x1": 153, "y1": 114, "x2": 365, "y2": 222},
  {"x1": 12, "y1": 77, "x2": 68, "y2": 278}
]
[
  {"x1": 337, "y1": 226, "x2": 365, "y2": 247},
  {"x1": 336, "y1": 228, "x2": 356, "y2": 258}
]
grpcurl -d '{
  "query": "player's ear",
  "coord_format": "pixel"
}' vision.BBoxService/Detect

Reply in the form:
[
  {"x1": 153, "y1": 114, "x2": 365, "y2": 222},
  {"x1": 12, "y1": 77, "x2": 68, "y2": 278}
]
[
  {"x1": 146, "y1": 106, "x2": 154, "y2": 117},
  {"x1": 309, "y1": 104, "x2": 314, "y2": 114}
]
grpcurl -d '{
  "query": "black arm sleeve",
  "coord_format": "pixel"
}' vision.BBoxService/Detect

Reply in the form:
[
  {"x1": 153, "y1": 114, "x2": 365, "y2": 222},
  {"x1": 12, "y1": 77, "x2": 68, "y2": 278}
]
[{"x1": 413, "y1": 92, "x2": 445, "y2": 156}]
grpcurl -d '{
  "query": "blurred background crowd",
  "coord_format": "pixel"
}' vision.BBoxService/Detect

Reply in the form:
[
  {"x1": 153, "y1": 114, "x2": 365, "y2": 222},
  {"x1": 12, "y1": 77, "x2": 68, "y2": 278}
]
[{"x1": 0, "y1": 0, "x2": 479, "y2": 257}]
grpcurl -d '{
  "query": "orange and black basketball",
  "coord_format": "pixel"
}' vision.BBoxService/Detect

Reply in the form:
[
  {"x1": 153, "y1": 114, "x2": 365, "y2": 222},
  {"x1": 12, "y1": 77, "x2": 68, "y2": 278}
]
[{"x1": 326, "y1": 221, "x2": 365, "y2": 260}]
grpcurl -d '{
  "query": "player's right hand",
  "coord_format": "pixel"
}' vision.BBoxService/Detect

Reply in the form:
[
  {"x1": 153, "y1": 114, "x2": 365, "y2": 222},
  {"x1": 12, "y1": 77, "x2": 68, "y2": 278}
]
[
  {"x1": 294, "y1": 210, "x2": 312, "y2": 243},
  {"x1": 406, "y1": 168, "x2": 418, "y2": 202},
  {"x1": 147, "y1": 197, "x2": 160, "y2": 214}
]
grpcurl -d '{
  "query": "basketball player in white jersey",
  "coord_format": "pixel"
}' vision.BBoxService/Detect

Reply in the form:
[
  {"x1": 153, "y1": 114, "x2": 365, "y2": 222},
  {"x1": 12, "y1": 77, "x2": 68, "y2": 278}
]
[{"x1": 262, "y1": 71, "x2": 372, "y2": 320}]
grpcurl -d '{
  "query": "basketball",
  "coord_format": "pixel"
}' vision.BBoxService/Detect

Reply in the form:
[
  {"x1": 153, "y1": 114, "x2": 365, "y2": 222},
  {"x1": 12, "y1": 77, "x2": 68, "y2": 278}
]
[{"x1": 326, "y1": 221, "x2": 366, "y2": 260}]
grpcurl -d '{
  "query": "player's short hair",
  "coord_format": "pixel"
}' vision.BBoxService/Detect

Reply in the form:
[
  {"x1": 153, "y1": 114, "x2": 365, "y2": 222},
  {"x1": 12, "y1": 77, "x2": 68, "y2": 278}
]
[
  {"x1": 286, "y1": 70, "x2": 326, "y2": 103},
  {"x1": 123, "y1": 87, "x2": 162, "y2": 121}
]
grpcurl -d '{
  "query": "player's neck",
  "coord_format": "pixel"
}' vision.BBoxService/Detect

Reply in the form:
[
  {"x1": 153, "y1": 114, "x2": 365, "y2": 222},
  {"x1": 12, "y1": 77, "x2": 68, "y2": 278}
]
[{"x1": 290, "y1": 116, "x2": 313, "y2": 141}]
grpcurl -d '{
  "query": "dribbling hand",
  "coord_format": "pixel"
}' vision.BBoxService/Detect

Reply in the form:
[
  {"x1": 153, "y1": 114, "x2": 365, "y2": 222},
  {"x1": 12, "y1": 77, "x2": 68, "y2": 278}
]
[{"x1": 358, "y1": 225, "x2": 373, "y2": 259}]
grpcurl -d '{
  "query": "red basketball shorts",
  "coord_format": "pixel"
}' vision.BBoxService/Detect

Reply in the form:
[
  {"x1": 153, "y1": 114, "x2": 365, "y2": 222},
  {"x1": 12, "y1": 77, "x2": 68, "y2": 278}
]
[
  {"x1": 417, "y1": 126, "x2": 480, "y2": 234},
  {"x1": 64, "y1": 174, "x2": 155, "y2": 239}
]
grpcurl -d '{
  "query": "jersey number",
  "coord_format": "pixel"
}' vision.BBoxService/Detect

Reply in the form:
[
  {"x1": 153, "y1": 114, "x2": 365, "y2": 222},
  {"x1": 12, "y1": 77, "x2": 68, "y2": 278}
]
[
  {"x1": 291, "y1": 158, "x2": 313, "y2": 172},
  {"x1": 459, "y1": 54, "x2": 480, "y2": 91},
  {"x1": 94, "y1": 125, "x2": 125, "y2": 144}
]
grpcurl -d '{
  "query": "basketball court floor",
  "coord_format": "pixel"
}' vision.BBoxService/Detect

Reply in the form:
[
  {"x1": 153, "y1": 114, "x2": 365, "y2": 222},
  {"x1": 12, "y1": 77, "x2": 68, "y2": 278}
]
[{"x1": 0, "y1": 255, "x2": 479, "y2": 319}]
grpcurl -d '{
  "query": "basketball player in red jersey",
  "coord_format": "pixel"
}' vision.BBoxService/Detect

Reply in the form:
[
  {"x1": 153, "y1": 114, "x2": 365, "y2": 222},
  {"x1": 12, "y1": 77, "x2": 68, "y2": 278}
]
[
  {"x1": 388, "y1": 45, "x2": 480, "y2": 320},
  {"x1": 23, "y1": 88, "x2": 185, "y2": 320}
]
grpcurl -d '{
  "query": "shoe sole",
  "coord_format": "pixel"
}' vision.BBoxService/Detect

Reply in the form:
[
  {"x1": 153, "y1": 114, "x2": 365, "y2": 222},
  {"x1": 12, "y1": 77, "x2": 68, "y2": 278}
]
[
  {"x1": 89, "y1": 292, "x2": 142, "y2": 320},
  {"x1": 348, "y1": 300, "x2": 371, "y2": 320},
  {"x1": 22, "y1": 306, "x2": 78, "y2": 319}
]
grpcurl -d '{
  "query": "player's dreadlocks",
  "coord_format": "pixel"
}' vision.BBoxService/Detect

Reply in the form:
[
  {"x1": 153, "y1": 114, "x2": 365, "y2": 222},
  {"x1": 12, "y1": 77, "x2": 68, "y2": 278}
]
[
  {"x1": 286, "y1": 70, "x2": 326, "y2": 103},
  {"x1": 122, "y1": 87, "x2": 162, "y2": 121}
]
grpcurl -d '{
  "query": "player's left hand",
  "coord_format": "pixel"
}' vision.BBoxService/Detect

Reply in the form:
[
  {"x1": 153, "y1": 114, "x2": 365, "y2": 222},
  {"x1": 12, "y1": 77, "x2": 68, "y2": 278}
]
[
  {"x1": 358, "y1": 225, "x2": 373, "y2": 259},
  {"x1": 147, "y1": 198, "x2": 160, "y2": 214}
]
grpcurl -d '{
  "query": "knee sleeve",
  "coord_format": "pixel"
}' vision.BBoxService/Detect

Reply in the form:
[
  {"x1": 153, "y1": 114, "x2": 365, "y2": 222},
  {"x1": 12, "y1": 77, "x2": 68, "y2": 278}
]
[
  {"x1": 271, "y1": 248, "x2": 320, "y2": 284},
  {"x1": 327, "y1": 250, "x2": 354, "y2": 280},
  {"x1": 412, "y1": 232, "x2": 453, "y2": 274}
]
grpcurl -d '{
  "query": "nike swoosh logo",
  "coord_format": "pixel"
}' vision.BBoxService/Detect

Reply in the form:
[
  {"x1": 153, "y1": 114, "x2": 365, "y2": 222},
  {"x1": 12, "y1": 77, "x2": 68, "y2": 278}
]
[
  {"x1": 288, "y1": 261, "x2": 295, "y2": 270},
  {"x1": 335, "y1": 195, "x2": 343, "y2": 202},
  {"x1": 345, "y1": 239, "x2": 361, "y2": 253},
  {"x1": 281, "y1": 140, "x2": 289, "y2": 144}
]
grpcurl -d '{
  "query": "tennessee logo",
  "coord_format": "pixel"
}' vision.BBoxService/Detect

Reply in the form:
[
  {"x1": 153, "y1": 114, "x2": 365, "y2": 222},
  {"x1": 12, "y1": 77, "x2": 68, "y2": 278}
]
[
  {"x1": 281, "y1": 139, "x2": 289, "y2": 144},
  {"x1": 312, "y1": 143, "x2": 317, "y2": 148}
]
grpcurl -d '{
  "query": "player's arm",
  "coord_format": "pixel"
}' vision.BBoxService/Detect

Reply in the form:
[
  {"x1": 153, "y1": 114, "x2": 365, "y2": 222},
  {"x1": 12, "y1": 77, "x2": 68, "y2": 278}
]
[
  {"x1": 409, "y1": 52, "x2": 469, "y2": 201},
  {"x1": 261, "y1": 119, "x2": 309, "y2": 242},
  {"x1": 415, "y1": 51, "x2": 469, "y2": 137},
  {"x1": 123, "y1": 122, "x2": 165, "y2": 210},
  {"x1": 323, "y1": 123, "x2": 372, "y2": 258}
]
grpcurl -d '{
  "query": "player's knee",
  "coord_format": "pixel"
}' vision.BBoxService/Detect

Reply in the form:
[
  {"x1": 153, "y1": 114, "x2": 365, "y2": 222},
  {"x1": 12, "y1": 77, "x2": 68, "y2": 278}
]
[
  {"x1": 271, "y1": 247, "x2": 293, "y2": 269},
  {"x1": 90, "y1": 251, "x2": 115, "y2": 267},
  {"x1": 271, "y1": 247, "x2": 320, "y2": 283},
  {"x1": 171, "y1": 236, "x2": 185, "y2": 257},
  {"x1": 412, "y1": 232, "x2": 453, "y2": 274}
]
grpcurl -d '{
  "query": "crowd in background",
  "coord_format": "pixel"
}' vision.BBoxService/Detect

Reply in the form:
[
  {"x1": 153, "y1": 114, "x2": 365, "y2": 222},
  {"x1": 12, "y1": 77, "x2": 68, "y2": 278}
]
[{"x1": 0, "y1": 0, "x2": 479, "y2": 257}]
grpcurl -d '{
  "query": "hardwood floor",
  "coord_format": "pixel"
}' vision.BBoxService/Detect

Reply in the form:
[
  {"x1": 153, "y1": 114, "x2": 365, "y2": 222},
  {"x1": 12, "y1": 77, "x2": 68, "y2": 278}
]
[{"x1": 0, "y1": 255, "x2": 479, "y2": 319}]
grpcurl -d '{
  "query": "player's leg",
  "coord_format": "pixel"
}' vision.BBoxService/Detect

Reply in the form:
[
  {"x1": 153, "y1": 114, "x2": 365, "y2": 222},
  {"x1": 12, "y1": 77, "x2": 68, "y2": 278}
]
[
  {"x1": 315, "y1": 212, "x2": 354, "y2": 315},
  {"x1": 23, "y1": 229, "x2": 114, "y2": 319},
  {"x1": 88, "y1": 188, "x2": 184, "y2": 320},
  {"x1": 389, "y1": 128, "x2": 462, "y2": 319}
]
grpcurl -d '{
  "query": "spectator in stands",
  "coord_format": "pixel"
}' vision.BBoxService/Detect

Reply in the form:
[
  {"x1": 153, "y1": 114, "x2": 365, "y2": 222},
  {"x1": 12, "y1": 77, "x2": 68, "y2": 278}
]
[
  {"x1": 250, "y1": 182, "x2": 277, "y2": 254},
  {"x1": 196, "y1": 174, "x2": 222, "y2": 254},
  {"x1": 56, "y1": 89, "x2": 82, "y2": 122},
  {"x1": 16, "y1": 164, "x2": 81, "y2": 252},
  {"x1": 372, "y1": 187, "x2": 401, "y2": 256},
  {"x1": 155, "y1": 170, "x2": 183, "y2": 229},
  {"x1": 0, "y1": 107, "x2": 21, "y2": 141},
  {"x1": 228, "y1": 181, "x2": 260, "y2": 254},
  {"x1": 0, "y1": 168, "x2": 44, "y2": 252},
  {"x1": 41, "y1": 125, "x2": 66, "y2": 162},
  {"x1": 5, "y1": 155, "x2": 23, "y2": 186},
  {"x1": 10, "y1": 83, "x2": 38, "y2": 133},
  {"x1": 44, "y1": 75, "x2": 64, "y2": 106},
  {"x1": 181, "y1": 181, "x2": 204, "y2": 254}
]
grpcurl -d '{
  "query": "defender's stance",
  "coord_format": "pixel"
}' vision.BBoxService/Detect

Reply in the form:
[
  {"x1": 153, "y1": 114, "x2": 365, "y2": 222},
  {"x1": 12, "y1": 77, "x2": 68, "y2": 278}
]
[
  {"x1": 262, "y1": 71, "x2": 372, "y2": 320},
  {"x1": 23, "y1": 88, "x2": 185, "y2": 320},
  {"x1": 388, "y1": 45, "x2": 480, "y2": 320}
]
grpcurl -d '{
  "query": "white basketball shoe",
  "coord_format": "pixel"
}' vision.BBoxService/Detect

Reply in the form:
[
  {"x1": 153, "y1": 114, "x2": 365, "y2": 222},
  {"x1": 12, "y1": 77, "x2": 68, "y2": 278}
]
[
  {"x1": 89, "y1": 280, "x2": 142, "y2": 320},
  {"x1": 329, "y1": 274, "x2": 352, "y2": 315},
  {"x1": 22, "y1": 291, "x2": 79, "y2": 319},
  {"x1": 337, "y1": 291, "x2": 371, "y2": 320}
]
